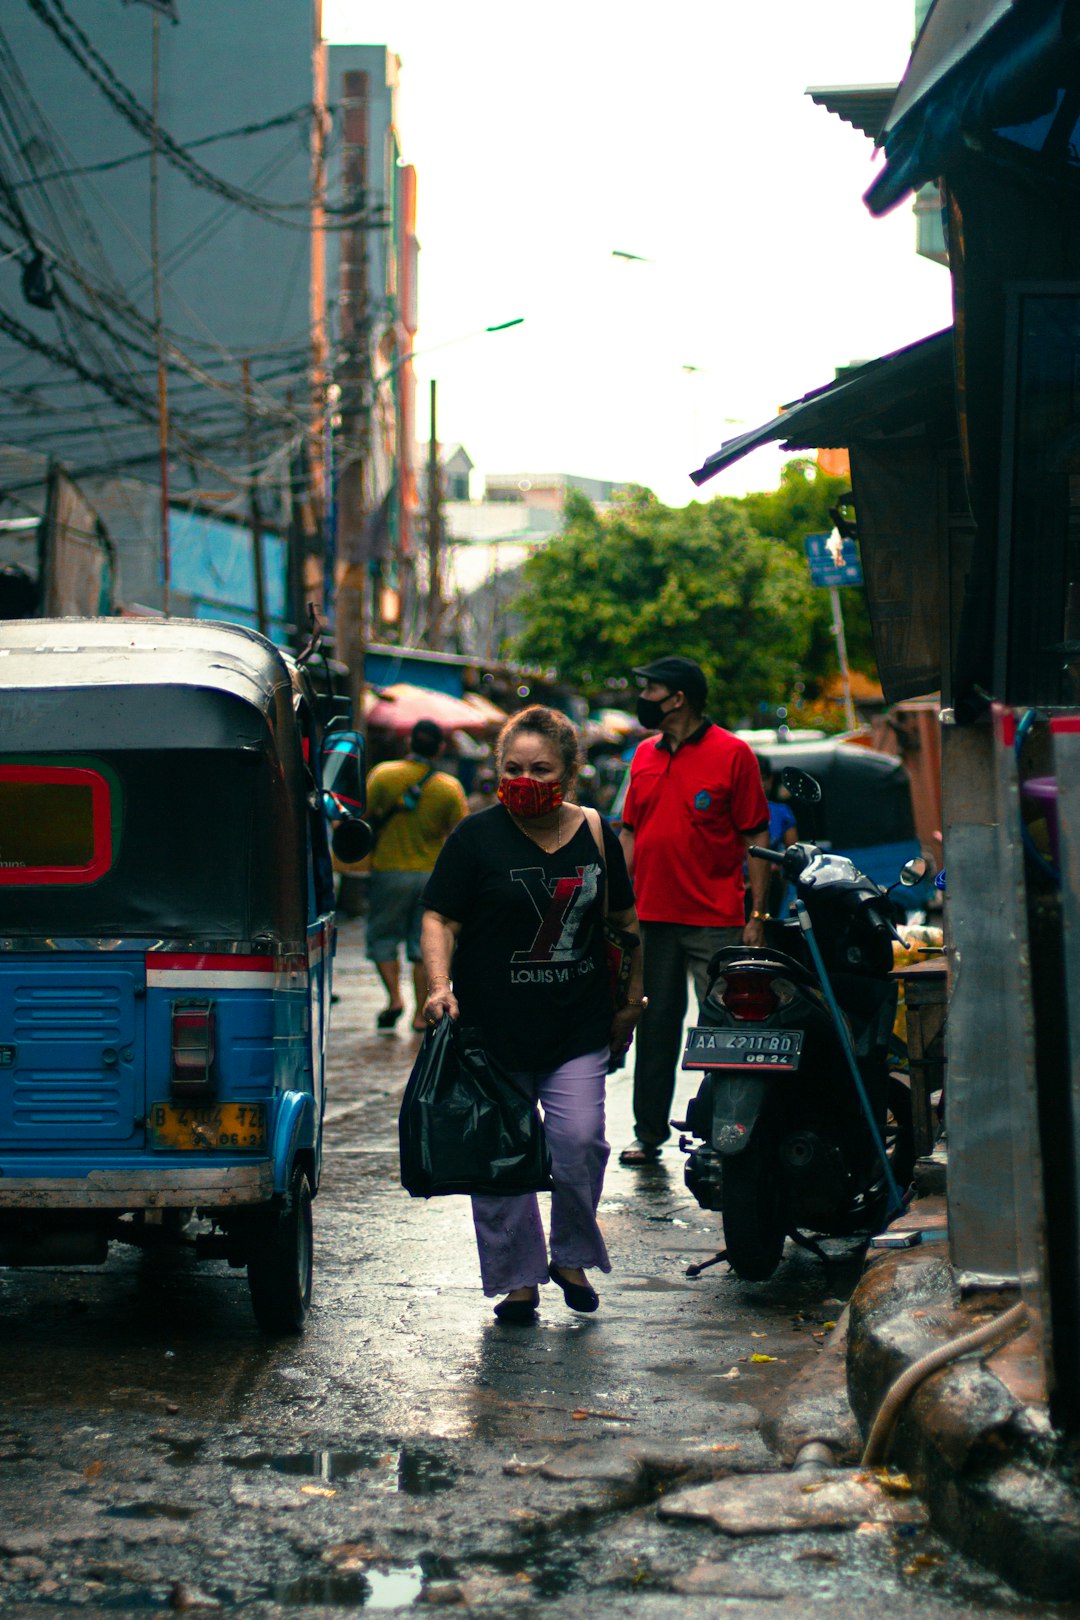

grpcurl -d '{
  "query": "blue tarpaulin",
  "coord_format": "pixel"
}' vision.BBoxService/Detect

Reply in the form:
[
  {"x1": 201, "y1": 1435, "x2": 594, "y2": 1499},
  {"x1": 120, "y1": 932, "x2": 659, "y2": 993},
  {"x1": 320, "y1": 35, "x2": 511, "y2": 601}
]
[{"x1": 168, "y1": 508, "x2": 289, "y2": 644}]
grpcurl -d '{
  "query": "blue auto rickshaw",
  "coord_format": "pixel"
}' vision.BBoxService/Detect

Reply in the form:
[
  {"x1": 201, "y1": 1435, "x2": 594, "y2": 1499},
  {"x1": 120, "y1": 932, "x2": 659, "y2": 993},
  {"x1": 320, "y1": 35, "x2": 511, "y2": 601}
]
[{"x1": 0, "y1": 618, "x2": 370, "y2": 1333}]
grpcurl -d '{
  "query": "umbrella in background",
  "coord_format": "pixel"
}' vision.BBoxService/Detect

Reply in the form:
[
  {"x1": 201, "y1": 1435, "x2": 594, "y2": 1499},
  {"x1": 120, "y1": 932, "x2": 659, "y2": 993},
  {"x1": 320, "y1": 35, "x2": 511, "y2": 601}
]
[
  {"x1": 461, "y1": 691, "x2": 509, "y2": 726},
  {"x1": 365, "y1": 683, "x2": 491, "y2": 736}
]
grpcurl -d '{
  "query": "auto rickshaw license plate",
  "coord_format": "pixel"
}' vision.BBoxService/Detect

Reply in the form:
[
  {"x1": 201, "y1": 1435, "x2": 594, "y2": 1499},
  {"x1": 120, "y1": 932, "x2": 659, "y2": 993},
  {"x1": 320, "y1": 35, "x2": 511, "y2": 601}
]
[
  {"x1": 682, "y1": 1027, "x2": 803, "y2": 1071},
  {"x1": 148, "y1": 1102, "x2": 267, "y2": 1151}
]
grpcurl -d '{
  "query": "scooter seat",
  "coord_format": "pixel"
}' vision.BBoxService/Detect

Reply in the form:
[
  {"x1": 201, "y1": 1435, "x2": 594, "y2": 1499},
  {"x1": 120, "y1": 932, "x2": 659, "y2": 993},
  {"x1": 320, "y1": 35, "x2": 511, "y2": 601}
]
[{"x1": 707, "y1": 943, "x2": 818, "y2": 987}]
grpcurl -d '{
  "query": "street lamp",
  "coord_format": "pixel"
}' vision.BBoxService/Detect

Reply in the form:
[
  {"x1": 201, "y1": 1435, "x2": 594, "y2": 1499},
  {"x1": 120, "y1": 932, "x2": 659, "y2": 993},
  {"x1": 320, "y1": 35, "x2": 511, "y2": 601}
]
[
  {"x1": 376, "y1": 317, "x2": 525, "y2": 389},
  {"x1": 333, "y1": 312, "x2": 524, "y2": 648},
  {"x1": 375, "y1": 318, "x2": 524, "y2": 650}
]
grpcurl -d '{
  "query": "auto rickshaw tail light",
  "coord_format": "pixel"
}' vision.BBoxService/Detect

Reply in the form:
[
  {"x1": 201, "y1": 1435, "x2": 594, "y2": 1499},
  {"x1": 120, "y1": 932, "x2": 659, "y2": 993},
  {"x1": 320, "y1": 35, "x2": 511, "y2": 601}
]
[{"x1": 171, "y1": 999, "x2": 216, "y2": 1098}]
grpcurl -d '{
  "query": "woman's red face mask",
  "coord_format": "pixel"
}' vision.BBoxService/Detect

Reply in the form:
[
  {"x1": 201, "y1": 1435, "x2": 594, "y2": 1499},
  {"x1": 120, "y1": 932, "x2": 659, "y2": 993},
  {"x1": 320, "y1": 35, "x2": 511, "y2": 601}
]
[{"x1": 497, "y1": 775, "x2": 563, "y2": 819}]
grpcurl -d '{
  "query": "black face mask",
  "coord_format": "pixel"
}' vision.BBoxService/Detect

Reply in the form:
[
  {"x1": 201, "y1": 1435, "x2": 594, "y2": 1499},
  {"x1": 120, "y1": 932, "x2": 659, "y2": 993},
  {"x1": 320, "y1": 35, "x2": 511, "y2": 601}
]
[{"x1": 636, "y1": 694, "x2": 670, "y2": 729}]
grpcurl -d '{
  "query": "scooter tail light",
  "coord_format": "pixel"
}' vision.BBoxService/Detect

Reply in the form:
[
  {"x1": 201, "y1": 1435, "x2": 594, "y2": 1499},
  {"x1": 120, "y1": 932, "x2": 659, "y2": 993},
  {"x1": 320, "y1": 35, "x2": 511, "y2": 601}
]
[
  {"x1": 770, "y1": 977, "x2": 798, "y2": 1009},
  {"x1": 171, "y1": 999, "x2": 216, "y2": 1097},
  {"x1": 721, "y1": 971, "x2": 779, "y2": 1021}
]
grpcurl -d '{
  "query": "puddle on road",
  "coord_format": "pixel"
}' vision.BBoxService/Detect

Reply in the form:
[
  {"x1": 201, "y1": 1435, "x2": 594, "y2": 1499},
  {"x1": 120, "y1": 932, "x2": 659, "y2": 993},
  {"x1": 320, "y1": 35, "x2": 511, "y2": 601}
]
[
  {"x1": 224, "y1": 1444, "x2": 456, "y2": 1495},
  {"x1": 274, "y1": 1565, "x2": 424, "y2": 1608}
]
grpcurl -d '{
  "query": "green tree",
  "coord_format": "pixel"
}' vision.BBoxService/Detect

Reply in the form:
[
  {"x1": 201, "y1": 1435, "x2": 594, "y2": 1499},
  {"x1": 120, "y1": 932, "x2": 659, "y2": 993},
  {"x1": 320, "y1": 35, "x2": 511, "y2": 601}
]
[
  {"x1": 510, "y1": 487, "x2": 818, "y2": 727},
  {"x1": 732, "y1": 458, "x2": 876, "y2": 678}
]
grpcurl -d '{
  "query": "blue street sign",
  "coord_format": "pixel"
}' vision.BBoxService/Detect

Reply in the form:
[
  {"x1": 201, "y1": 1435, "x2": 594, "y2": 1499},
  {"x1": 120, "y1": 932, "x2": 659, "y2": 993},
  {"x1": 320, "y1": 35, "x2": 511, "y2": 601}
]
[{"x1": 804, "y1": 531, "x2": 863, "y2": 588}]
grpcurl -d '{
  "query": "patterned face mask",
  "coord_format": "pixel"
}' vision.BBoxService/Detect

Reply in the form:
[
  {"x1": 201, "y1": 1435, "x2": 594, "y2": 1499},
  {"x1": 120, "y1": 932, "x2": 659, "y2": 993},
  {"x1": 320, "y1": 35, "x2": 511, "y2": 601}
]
[{"x1": 497, "y1": 775, "x2": 564, "y2": 819}]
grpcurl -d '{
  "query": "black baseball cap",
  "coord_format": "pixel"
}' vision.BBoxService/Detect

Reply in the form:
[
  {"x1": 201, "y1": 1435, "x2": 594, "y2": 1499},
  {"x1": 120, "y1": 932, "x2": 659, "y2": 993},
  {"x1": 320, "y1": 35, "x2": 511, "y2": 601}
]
[{"x1": 633, "y1": 655, "x2": 708, "y2": 709}]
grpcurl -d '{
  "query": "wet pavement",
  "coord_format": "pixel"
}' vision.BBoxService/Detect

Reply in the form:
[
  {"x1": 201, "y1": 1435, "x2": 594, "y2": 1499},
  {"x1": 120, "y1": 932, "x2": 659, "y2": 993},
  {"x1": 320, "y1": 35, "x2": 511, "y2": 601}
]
[{"x1": 0, "y1": 916, "x2": 1074, "y2": 1615}]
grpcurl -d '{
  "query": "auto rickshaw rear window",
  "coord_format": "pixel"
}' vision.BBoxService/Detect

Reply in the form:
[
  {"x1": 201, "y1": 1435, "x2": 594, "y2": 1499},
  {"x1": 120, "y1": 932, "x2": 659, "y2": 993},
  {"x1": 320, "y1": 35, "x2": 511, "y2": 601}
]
[{"x1": 0, "y1": 765, "x2": 112, "y2": 884}]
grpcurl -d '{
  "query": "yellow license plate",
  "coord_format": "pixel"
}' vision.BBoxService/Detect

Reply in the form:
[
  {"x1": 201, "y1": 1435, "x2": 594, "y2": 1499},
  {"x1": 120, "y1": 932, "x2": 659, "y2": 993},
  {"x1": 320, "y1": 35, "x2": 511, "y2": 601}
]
[{"x1": 148, "y1": 1102, "x2": 267, "y2": 1152}]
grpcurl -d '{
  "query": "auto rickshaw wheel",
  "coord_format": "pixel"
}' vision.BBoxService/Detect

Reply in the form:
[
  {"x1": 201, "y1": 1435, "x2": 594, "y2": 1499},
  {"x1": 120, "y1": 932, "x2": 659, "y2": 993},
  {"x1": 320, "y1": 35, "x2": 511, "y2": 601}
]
[{"x1": 247, "y1": 1166, "x2": 313, "y2": 1335}]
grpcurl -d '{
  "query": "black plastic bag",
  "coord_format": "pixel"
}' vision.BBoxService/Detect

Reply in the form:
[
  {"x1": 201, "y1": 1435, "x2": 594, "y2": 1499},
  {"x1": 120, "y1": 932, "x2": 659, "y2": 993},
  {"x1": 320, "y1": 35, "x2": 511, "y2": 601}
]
[{"x1": 399, "y1": 1016, "x2": 554, "y2": 1198}]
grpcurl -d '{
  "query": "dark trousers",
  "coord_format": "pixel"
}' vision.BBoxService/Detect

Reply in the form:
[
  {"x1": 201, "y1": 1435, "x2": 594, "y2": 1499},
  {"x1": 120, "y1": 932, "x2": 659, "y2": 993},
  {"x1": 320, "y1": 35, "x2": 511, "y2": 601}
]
[{"x1": 632, "y1": 921, "x2": 743, "y2": 1147}]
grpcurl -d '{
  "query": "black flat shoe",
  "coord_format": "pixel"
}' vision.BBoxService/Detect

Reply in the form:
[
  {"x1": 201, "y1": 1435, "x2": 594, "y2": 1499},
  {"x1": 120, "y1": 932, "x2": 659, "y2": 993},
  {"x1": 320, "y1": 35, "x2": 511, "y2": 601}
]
[
  {"x1": 548, "y1": 1264, "x2": 599, "y2": 1313},
  {"x1": 376, "y1": 1006, "x2": 403, "y2": 1033},
  {"x1": 493, "y1": 1289, "x2": 539, "y2": 1325}
]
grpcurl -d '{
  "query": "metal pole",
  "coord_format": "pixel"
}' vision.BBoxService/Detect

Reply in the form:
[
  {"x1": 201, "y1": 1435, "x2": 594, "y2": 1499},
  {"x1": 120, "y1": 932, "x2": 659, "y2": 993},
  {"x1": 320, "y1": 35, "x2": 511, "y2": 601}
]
[
  {"x1": 150, "y1": 12, "x2": 171, "y2": 617},
  {"x1": 426, "y1": 377, "x2": 443, "y2": 648},
  {"x1": 829, "y1": 583, "x2": 857, "y2": 731}
]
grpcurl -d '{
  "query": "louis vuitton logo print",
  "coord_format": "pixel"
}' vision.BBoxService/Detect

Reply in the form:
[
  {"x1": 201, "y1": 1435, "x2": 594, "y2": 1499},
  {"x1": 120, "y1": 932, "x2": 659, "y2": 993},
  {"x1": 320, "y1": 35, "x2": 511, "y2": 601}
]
[{"x1": 510, "y1": 863, "x2": 600, "y2": 964}]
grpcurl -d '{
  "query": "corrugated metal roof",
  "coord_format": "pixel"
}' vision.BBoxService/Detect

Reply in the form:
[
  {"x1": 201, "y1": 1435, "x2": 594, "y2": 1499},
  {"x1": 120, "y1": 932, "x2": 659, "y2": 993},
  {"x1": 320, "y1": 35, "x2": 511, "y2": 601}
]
[
  {"x1": 806, "y1": 85, "x2": 898, "y2": 140},
  {"x1": 689, "y1": 329, "x2": 955, "y2": 487}
]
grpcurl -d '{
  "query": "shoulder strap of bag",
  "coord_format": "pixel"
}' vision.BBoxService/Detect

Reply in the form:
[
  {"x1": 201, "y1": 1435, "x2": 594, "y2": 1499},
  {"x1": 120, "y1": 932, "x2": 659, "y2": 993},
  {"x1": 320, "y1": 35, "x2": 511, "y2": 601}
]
[
  {"x1": 582, "y1": 806, "x2": 609, "y2": 919},
  {"x1": 405, "y1": 764, "x2": 437, "y2": 805},
  {"x1": 371, "y1": 763, "x2": 437, "y2": 839}
]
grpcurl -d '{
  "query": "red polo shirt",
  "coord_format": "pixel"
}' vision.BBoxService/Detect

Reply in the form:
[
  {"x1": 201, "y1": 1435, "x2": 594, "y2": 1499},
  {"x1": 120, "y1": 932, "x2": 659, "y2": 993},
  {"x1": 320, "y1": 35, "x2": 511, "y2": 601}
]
[{"x1": 621, "y1": 720, "x2": 769, "y2": 927}]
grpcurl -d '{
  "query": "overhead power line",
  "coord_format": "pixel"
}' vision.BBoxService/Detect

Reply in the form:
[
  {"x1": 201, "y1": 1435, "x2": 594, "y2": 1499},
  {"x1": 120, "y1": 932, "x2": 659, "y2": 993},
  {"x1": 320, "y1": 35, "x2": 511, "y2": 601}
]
[
  {"x1": 24, "y1": 0, "x2": 386, "y2": 231},
  {"x1": 8, "y1": 103, "x2": 319, "y2": 190}
]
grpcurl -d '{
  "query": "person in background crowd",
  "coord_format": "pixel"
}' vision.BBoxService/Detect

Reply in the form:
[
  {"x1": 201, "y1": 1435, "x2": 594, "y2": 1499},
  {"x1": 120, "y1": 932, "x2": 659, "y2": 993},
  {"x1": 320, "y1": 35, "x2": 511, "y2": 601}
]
[
  {"x1": 466, "y1": 763, "x2": 498, "y2": 816},
  {"x1": 366, "y1": 719, "x2": 467, "y2": 1034},
  {"x1": 421, "y1": 705, "x2": 643, "y2": 1324},
  {"x1": 617, "y1": 655, "x2": 771, "y2": 1165},
  {"x1": 754, "y1": 753, "x2": 799, "y2": 919}
]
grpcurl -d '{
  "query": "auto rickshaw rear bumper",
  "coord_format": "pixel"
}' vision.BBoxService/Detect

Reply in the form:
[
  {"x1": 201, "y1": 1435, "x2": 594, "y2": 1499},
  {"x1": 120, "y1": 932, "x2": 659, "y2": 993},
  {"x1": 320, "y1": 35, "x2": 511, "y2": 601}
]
[{"x1": 0, "y1": 1160, "x2": 274, "y2": 1209}]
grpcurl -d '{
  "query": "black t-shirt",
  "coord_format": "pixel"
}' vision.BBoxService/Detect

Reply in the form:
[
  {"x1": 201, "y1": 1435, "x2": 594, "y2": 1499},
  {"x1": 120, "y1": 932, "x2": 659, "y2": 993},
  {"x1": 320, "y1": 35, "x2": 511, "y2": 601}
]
[{"x1": 422, "y1": 805, "x2": 635, "y2": 1072}]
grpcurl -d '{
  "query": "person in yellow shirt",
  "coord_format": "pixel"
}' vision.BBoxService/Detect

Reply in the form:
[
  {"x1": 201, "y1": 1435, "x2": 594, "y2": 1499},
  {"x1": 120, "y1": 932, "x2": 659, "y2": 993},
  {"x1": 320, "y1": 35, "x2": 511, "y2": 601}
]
[{"x1": 366, "y1": 719, "x2": 467, "y2": 1033}]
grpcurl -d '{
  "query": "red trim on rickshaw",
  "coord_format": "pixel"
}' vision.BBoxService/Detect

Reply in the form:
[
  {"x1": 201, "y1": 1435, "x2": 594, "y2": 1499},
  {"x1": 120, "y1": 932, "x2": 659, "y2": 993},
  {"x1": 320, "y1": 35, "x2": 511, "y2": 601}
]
[{"x1": 0, "y1": 765, "x2": 111, "y2": 886}]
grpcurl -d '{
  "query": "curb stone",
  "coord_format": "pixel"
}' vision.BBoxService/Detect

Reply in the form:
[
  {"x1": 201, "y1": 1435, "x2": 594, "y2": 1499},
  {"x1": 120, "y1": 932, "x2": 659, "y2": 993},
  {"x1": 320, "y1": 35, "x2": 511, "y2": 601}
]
[{"x1": 845, "y1": 1197, "x2": 1080, "y2": 1601}]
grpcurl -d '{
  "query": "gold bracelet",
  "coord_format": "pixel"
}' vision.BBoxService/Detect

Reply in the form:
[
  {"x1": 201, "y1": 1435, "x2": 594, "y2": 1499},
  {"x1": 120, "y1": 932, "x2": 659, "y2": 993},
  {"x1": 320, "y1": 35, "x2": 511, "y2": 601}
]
[
  {"x1": 429, "y1": 974, "x2": 451, "y2": 986},
  {"x1": 624, "y1": 995, "x2": 649, "y2": 1008},
  {"x1": 749, "y1": 910, "x2": 771, "y2": 921}
]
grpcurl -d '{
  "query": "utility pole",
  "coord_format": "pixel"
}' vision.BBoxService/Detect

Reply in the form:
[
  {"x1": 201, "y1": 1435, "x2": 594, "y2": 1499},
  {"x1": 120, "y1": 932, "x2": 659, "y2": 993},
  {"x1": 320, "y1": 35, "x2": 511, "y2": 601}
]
[
  {"x1": 426, "y1": 377, "x2": 443, "y2": 648},
  {"x1": 241, "y1": 357, "x2": 268, "y2": 637},
  {"x1": 334, "y1": 69, "x2": 371, "y2": 722},
  {"x1": 283, "y1": 388, "x2": 308, "y2": 645},
  {"x1": 309, "y1": 2, "x2": 328, "y2": 619},
  {"x1": 149, "y1": 11, "x2": 171, "y2": 616}
]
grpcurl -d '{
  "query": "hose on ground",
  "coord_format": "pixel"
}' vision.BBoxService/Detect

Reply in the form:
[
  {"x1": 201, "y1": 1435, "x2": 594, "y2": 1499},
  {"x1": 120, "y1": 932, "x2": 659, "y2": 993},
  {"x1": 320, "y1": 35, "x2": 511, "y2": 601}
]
[{"x1": 860, "y1": 1300, "x2": 1029, "y2": 1467}]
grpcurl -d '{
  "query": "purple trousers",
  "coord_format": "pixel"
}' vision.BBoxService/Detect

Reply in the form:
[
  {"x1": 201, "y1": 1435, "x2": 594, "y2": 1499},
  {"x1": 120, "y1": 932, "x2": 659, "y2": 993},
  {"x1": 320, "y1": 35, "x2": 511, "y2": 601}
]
[{"x1": 471, "y1": 1046, "x2": 611, "y2": 1296}]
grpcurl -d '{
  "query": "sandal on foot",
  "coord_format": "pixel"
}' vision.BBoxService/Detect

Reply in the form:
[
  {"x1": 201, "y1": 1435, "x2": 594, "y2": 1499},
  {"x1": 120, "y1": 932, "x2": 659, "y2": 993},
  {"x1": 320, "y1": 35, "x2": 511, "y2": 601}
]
[
  {"x1": 376, "y1": 1006, "x2": 403, "y2": 1033},
  {"x1": 618, "y1": 1140, "x2": 661, "y2": 1165},
  {"x1": 548, "y1": 1264, "x2": 599, "y2": 1313},
  {"x1": 493, "y1": 1288, "x2": 539, "y2": 1325}
]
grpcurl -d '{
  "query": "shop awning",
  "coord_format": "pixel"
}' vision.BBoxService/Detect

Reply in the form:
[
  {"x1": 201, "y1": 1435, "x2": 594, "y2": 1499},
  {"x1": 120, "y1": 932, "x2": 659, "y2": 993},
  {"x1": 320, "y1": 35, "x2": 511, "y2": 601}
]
[
  {"x1": 866, "y1": 0, "x2": 1080, "y2": 216},
  {"x1": 689, "y1": 329, "x2": 955, "y2": 488}
]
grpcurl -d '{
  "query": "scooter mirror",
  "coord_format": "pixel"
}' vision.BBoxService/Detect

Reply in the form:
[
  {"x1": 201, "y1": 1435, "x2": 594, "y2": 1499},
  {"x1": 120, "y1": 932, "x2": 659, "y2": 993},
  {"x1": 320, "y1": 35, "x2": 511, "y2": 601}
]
[
  {"x1": 899, "y1": 855, "x2": 929, "y2": 887},
  {"x1": 780, "y1": 767, "x2": 822, "y2": 804},
  {"x1": 331, "y1": 817, "x2": 374, "y2": 865}
]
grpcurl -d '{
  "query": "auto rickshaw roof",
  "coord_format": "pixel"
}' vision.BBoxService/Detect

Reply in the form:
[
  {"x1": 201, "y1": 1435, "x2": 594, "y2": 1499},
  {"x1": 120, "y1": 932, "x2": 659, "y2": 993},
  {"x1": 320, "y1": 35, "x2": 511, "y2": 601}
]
[{"x1": 0, "y1": 618, "x2": 298, "y2": 752}]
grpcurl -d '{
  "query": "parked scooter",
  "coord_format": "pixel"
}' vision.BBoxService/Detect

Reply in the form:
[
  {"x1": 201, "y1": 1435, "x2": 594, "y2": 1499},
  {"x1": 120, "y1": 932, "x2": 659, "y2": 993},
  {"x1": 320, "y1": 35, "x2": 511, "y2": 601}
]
[{"x1": 678, "y1": 769, "x2": 923, "y2": 1282}]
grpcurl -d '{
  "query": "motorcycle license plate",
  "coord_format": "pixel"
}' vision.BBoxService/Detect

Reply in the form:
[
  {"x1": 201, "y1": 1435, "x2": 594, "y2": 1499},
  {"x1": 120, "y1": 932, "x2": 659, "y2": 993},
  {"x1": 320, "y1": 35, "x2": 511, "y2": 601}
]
[
  {"x1": 681, "y1": 1027, "x2": 803, "y2": 1071},
  {"x1": 148, "y1": 1102, "x2": 267, "y2": 1151}
]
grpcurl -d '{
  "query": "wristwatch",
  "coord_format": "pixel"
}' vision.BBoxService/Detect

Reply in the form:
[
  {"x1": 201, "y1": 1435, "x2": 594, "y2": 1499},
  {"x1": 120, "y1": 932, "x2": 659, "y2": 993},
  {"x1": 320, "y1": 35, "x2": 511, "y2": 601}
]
[{"x1": 749, "y1": 910, "x2": 771, "y2": 921}]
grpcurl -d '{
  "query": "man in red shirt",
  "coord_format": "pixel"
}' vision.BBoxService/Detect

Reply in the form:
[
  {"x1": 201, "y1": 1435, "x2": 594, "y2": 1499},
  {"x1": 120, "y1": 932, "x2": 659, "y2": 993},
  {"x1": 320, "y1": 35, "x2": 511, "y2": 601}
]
[{"x1": 617, "y1": 656, "x2": 771, "y2": 1164}]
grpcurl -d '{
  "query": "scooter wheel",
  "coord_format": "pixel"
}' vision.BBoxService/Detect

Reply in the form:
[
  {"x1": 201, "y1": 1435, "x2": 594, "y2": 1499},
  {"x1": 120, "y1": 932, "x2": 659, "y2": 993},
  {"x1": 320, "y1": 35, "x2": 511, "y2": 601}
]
[
  {"x1": 721, "y1": 1137, "x2": 786, "y2": 1281},
  {"x1": 247, "y1": 1166, "x2": 313, "y2": 1335}
]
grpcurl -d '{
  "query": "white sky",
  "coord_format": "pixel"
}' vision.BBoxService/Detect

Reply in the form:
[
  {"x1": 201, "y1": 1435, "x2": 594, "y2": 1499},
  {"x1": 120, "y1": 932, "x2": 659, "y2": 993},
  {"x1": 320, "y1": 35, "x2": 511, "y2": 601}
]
[{"x1": 323, "y1": 1, "x2": 952, "y2": 506}]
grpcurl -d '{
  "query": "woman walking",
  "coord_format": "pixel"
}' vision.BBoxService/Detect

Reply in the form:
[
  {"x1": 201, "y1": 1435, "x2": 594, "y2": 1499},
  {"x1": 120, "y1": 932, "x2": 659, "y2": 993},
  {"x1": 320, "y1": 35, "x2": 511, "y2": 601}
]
[{"x1": 420, "y1": 705, "x2": 643, "y2": 1324}]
